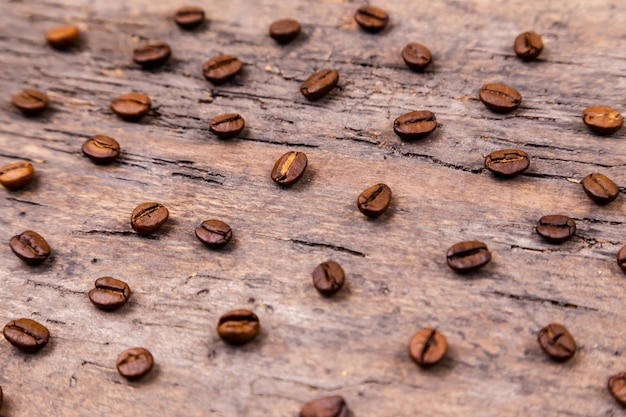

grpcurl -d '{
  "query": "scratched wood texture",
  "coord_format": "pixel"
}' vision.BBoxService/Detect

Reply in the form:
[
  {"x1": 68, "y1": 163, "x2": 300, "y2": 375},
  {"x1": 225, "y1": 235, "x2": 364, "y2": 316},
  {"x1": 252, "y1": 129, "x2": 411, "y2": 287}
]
[{"x1": 0, "y1": 0, "x2": 625, "y2": 415}]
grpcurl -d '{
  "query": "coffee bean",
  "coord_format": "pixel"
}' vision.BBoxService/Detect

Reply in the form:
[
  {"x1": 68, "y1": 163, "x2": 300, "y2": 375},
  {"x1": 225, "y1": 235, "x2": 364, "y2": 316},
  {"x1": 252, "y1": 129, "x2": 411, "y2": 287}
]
[
  {"x1": 217, "y1": 309, "x2": 260, "y2": 345},
  {"x1": 408, "y1": 328, "x2": 448, "y2": 366},
  {"x1": 2, "y1": 318, "x2": 49, "y2": 353},
  {"x1": 357, "y1": 183, "x2": 392, "y2": 218},
  {"x1": 537, "y1": 323, "x2": 576, "y2": 361},
  {"x1": 116, "y1": 347, "x2": 154, "y2": 380},
  {"x1": 202, "y1": 54, "x2": 243, "y2": 84},
  {"x1": 11, "y1": 88, "x2": 49, "y2": 115},
  {"x1": 9, "y1": 230, "x2": 51, "y2": 265},
  {"x1": 514, "y1": 31, "x2": 544, "y2": 61},
  {"x1": 581, "y1": 173, "x2": 619, "y2": 205},
  {"x1": 271, "y1": 151, "x2": 308, "y2": 186},
  {"x1": 393, "y1": 110, "x2": 437, "y2": 140},
  {"x1": 133, "y1": 42, "x2": 171, "y2": 68},
  {"x1": 82, "y1": 135, "x2": 121, "y2": 164},
  {"x1": 618, "y1": 245, "x2": 626, "y2": 272},
  {"x1": 174, "y1": 6, "x2": 205, "y2": 29},
  {"x1": 300, "y1": 69, "x2": 339, "y2": 101},
  {"x1": 484, "y1": 149, "x2": 530, "y2": 177},
  {"x1": 401, "y1": 42, "x2": 432, "y2": 71},
  {"x1": 46, "y1": 24, "x2": 79, "y2": 49},
  {"x1": 608, "y1": 372, "x2": 626, "y2": 406},
  {"x1": 446, "y1": 241, "x2": 491, "y2": 272},
  {"x1": 312, "y1": 261, "x2": 345, "y2": 296},
  {"x1": 88, "y1": 277, "x2": 131, "y2": 310},
  {"x1": 0, "y1": 161, "x2": 35, "y2": 190},
  {"x1": 195, "y1": 220, "x2": 232, "y2": 249},
  {"x1": 269, "y1": 18, "x2": 301, "y2": 44},
  {"x1": 0, "y1": 385, "x2": 3, "y2": 408},
  {"x1": 354, "y1": 5, "x2": 389, "y2": 33},
  {"x1": 479, "y1": 83, "x2": 522, "y2": 113},
  {"x1": 110, "y1": 92, "x2": 151, "y2": 121},
  {"x1": 131, "y1": 202, "x2": 169, "y2": 234},
  {"x1": 582, "y1": 106, "x2": 623, "y2": 134},
  {"x1": 210, "y1": 113, "x2": 245, "y2": 138},
  {"x1": 299, "y1": 395, "x2": 349, "y2": 417},
  {"x1": 536, "y1": 215, "x2": 576, "y2": 243}
]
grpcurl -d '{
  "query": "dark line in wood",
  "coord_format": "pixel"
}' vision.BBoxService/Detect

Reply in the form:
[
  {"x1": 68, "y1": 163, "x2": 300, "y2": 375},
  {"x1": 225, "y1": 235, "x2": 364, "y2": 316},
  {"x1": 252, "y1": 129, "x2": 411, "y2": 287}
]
[
  {"x1": 490, "y1": 290, "x2": 598, "y2": 311},
  {"x1": 290, "y1": 239, "x2": 367, "y2": 257},
  {"x1": 237, "y1": 136, "x2": 319, "y2": 148},
  {"x1": 171, "y1": 172, "x2": 224, "y2": 184},
  {"x1": 73, "y1": 230, "x2": 160, "y2": 240},
  {"x1": 5, "y1": 197, "x2": 45, "y2": 206}
]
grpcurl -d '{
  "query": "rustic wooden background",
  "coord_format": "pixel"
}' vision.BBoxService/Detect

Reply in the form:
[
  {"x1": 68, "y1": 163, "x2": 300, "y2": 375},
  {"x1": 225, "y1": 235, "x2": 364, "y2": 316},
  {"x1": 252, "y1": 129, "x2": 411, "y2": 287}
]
[{"x1": 1, "y1": 0, "x2": 625, "y2": 415}]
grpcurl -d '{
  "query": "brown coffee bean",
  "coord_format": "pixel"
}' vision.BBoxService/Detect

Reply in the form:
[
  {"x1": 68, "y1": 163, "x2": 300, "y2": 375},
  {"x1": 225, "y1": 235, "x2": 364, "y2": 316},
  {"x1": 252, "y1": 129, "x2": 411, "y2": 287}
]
[
  {"x1": 217, "y1": 309, "x2": 260, "y2": 345},
  {"x1": 88, "y1": 277, "x2": 131, "y2": 310},
  {"x1": 174, "y1": 6, "x2": 205, "y2": 29},
  {"x1": 46, "y1": 24, "x2": 79, "y2": 49},
  {"x1": 484, "y1": 149, "x2": 530, "y2": 177},
  {"x1": 536, "y1": 214, "x2": 576, "y2": 243},
  {"x1": 11, "y1": 88, "x2": 49, "y2": 115},
  {"x1": 299, "y1": 395, "x2": 349, "y2": 417},
  {"x1": 618, "y1": 245, "x2": 626, "y2": 272},
  {"x1": 0, "y1": 161, "x2": 35, "y2": 190},
  {"x1": 195, "y1": 220, "x2": 232, "y2": 249},
  {"x1": 202, "y1": 54, "x2": 243, "y2": 84},
  {"x1": 269, "y1": 18, "x2": 301, "y2": 44},
  {"x1": 446, "y1": 241, "x2": 491, "y2": 272},
  {"x1": 408, "y1": 328, "x2": 448, "y2": 366},
  {"x1": 357, "y1": 183, "x2": 392, "y2": 218},
  {"x1": 608, "y1": 372, "x2": 626, "y2": 406},
  {"x1": 116, "y1": 347, "x2": 154, "y2": 380},
  {"x1": 354, "y1": 5, "x2": 389, "y2": 33},
  {"x1": 131, "y1": 202, "x2": 169, "y2": 234},
  {"x1": 133, "y1": 42, "x2": 171, "y2": 68},
  {"x1": 581, "y1": 173, "x2": 619, "y2": 205},
  {"x1": 312, "y1": 261, "x2": 345, "y2": 296},
  {"x1": 3, "y1": 318, "x2": 50, "y2": 353},
  {"x1": 393, "y1": 110, "x2": 437, "y2": 140},
  {"x1": 582, "y1": 106, "x2": 623, "y2": 134},
  {"x1": 9, "y1": 230, "x2": 51, "y2": 265},
  {"x1": 401, "y1": 42, "x2": 432, "y2": 71},
  {"x1": 82, "y1": 135, "x2": 121, "y2": 164},
  {"x1": 513, "y1": 31, "x2": 544, "y2": 61},
  {"x1": 210, "y1": 113, "x2": 245, "y2": 138},
  {"x1": 537, "y1": 323, "x2": 576, "y2": 361},
  {"x1": 300, "y1": 69, "x2": 339, "y2": 101},
  {"x1": 479, "y1": 83, "x2": 522, "y2": 113},
  {"x1": 110, "y1": 92, "x2": 151, "y2": 121},
  {"x1": 271, "y1": 151, "x2": 308, "y2": 186}
]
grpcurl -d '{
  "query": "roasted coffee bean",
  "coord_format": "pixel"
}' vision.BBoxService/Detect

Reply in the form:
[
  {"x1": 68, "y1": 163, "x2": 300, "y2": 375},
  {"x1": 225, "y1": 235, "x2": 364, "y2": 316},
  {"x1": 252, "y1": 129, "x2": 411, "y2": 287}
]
[
  {"x1": 581, "y1": 173, "x2": 619, "y2": 205},
  {"x1": 133, "y1": 42, "x2": 171, "y2": 68},
  {"x1": 210, "y1": 113, "x2": 245, "y2": 138},
  {"x1": 116, "y1": 347, "x2": 154, "y2": 380},
  {"x1": 0, "y1": 161, "x2": 35, "y2": 190},
  {"x1": 174, "y1": 6, "x2": 205, "y2": 29},
  {"x1": 110, "y1": 92, "x2": 151, "y2": 121},
  {"x1": 269, "y1": 18, "x2": 301, "y2": 44},
  {"x1": 536, "y1": 215, "x2": 576, "y2": 243},
  {"x1": 217, "y1": 309, "x2": 260, "y2": 345},
  {"x1": 608, "y1": 372, "x2": 626, "y2": 406},
  {"x1": 393, "y1": 110, "x2": 437, "y2": 140},
  {"x1": 46, "y1": 24, "x2": 79, "y2": 49},
  {"x1": 354, "y1": 5, "x2": 389, "y2": 32},
  {"x1": 537, "y1": 323, "x2": 576, "y2": 361},
  {"x1": 9, "y1": 231, "x2": 51, "y2": 265},
  {"x1": 479, "y1": 83, "x2": 522, "y2": 113},
  {"x1": 88, "y1": 277, "x2": 131, "y2": 310},
  {"x1": 484, "y1": 149, "x2": 530, "y2": 177},
  {"x1": 582, "y1": 106, "x2": 623, "y2": 134},
  {"x1": 357, "y1": 183, "x2": 392, "y2": 218},
  {"x1": 131, "y1": 202, "x2": 169, "y2": 234},
  {"x1": 3, "y1": 318, "x2": 49, "y2": 353},
  {"x1": 408, "y1": 328, "x2": 448, "y2": 366},
  {"x1": 401, "y1": 42, "x2": 432, "y2": 71},
  {"x1": 300, "y1": 395, "x2": 349, "y2": 417},
  {"x1": 202, "y1": 54, "x2": 243, "y2": 84},
  {"x1": 195, "y1": 220, "x2": 232, "y2": 249},
  {"x1": 513, "y1": 31, "x2": 544, "y2": 61},
  {"x1": 618, "y1": 245, "x2": 626, "y2": 272},
  {"x1": 11, "y1": 88, "x2": 49, "y2": 115},
  {"x1": 300, "y1": 69, "x2": 339, "y2": 101},
  {"x1": 312, "y1": 261, "x2": 345, "y2": 296},
  {"x1": 446, "y1": 241, "x2": 491, "y2": 272},
  {"x1": 82, "y1": 135, "x2": 121, "y2": 164},
  {"x1": 271, "y1": 151, "x2": 308, "y2": 186}
]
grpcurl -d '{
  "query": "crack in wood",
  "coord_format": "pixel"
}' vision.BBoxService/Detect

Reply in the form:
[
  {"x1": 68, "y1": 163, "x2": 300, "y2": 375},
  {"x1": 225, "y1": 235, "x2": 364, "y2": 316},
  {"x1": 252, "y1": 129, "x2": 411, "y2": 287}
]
[
  {"x1": 73, "y1": 230, "x2": 160, "y2": 240},
  {"x1": 5, "y1": 197, "x2": 45, "y2": 206},
  {"x1": 490, "y1": 290, "x2": 599, "y2": 311},
  {"x1": 290, "y1": 239, "x2": 367, "y2": 257}
]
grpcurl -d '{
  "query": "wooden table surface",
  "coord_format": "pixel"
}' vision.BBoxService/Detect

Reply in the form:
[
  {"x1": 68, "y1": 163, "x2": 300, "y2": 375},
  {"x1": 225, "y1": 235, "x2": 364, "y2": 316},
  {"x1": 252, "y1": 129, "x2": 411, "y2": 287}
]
[{"x1": 1, "y1": 0, "x2": 625, "y2": 415}]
